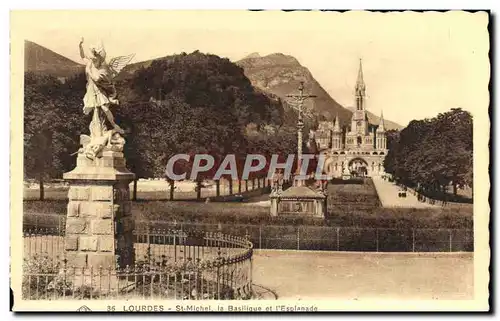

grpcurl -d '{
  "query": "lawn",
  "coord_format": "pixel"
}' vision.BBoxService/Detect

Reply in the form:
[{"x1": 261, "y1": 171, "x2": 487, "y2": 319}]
[
  {"x1": 23, "y1": 179, "x2": 266, "y2": 201},
  {"x1": 22, "y1": 177, "x2": 473, "y2": 230},
  {"x1": 23, "y1": 198, "x2": 473, "y2": 230},
  {"x1": 22, "y1": 181, "x2": 474, "y2": 253},
  {"x1": 328, "y1": 179, "x2": 381, "y2": 210}
]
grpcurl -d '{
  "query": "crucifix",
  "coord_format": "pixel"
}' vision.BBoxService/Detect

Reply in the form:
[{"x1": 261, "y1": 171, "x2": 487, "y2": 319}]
[{"x1": 286, "y1": 81, "x2": 317, "y2": 186}]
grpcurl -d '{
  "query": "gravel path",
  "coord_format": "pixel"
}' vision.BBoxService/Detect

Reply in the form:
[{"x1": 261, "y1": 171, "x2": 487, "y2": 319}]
[
  {"x1": 372, "y1": 177, "x2": 437, "y2": 208},
  {"x1": 252, "y1": 249, "x2": 473, "y2": 300}
]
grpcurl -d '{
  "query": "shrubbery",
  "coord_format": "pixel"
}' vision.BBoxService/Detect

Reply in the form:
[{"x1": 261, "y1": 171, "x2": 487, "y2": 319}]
[
  {"x1": 22, "y1": 254, "x2": 72, "y2": 299},
  {"x1": 24, "y1": 199, "x2": 472, "y2": 229}
]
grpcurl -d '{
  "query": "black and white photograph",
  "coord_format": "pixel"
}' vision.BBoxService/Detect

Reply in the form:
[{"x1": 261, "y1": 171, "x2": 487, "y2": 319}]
[{"x1": 9, "y1": 10, "x2": 490, "y2": 312}]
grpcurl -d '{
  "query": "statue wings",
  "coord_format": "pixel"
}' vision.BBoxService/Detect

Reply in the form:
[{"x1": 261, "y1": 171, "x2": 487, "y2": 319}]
[{"x1": 108, "y1": 53, "x2": 135, "y2": 78}]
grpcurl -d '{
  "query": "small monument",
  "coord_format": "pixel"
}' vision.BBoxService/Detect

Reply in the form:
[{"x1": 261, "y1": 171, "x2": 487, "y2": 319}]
[
  {"x1": 63, "y1": 38, "x2": 136, "y2": 270},
  {"x1": 269, "y1": 82, "x2": 327, "y2": 218},
  {"x1": 341, "y1": 164, "x2": 351, "y2": 180},
  {"x1": 270, "y1": 184, "x2": 327, "y2": 218}
]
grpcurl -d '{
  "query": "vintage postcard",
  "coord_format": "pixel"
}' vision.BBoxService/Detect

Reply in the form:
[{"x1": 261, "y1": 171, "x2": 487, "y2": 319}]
[{"x1": 10, "y1": 10, "x2": 490, "y2": 312}]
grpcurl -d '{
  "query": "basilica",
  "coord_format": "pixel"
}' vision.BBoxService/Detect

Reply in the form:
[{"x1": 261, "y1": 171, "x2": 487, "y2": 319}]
[{"x1": 313, "y1": 60, "x2": 388, "y2": 177}]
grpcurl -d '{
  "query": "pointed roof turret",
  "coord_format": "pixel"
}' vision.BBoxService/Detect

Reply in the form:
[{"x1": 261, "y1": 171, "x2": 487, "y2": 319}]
[
  {"x1": 377, "y1": 110, "x2": 386, "y2": 132},
  {"x1": 333, "y1": 113, "x2": 341, "y2": 132},
  {"x1": 356, "y1": 58, "x2": 365, "y2": 91}
]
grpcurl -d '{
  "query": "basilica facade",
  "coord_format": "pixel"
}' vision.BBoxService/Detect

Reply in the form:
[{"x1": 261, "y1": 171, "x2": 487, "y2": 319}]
[{"x1": 313, "y1": 60, "x2": 388, "y2": 177}]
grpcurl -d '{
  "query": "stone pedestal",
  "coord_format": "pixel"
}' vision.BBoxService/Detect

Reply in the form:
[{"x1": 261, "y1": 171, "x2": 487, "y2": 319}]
[{"x1": 63, "y1": 151, "x2": 135, "y2": 270}]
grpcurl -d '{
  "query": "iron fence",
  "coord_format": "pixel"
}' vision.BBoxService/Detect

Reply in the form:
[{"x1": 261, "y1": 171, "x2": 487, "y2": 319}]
[
  {"x1": 23, "y1": 214, "x2": 473, "y2": 253},
  {"x1": 202, "y1": 224, "x2": 472, "y2": 252},
  {"x1": 22, "y1": 222, "x2": 253, "y2": 300}
]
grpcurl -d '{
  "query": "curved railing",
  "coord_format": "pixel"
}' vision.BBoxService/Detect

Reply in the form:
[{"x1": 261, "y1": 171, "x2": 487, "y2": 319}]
[{"x1": 22, "y1": 221, "x2": 253, "y2": 300}]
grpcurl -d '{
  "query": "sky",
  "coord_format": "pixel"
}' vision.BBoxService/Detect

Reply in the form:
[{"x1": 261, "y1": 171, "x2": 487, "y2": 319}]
[{"x1": 12, "y1": 10, "x2": 490, "y2": 126}]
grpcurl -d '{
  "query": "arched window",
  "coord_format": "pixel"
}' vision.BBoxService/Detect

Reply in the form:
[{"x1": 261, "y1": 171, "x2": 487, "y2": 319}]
[{"x1": 357, "y1": 136, "x2": 362, "y2": 146}]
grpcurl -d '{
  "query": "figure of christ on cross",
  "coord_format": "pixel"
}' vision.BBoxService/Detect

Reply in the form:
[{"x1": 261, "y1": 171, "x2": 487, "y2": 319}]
[{"x1": 285, "y1": 81, "x2": 317, "y2": 186}]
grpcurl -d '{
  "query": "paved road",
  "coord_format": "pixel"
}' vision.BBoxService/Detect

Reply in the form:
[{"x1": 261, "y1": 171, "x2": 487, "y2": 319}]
[
  {"x1": 252, "y1": 249, "x2": 473, "y2": 300},
  {"x1": 372, "y1": 177, "x2": 437, "y2": 208}
]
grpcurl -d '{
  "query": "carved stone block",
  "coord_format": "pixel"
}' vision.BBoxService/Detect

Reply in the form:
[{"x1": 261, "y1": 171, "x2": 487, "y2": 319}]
[
  {"x1": 80, "y1": 236, "x2": 98, "y2": 251},
  {"x1": 99, "y1": 236, "x2": 115, "y2": 252},
  {"x1": 68, "y1": 186, "x2": 90, "y2": 201},
  {"x1": 91, "y1": 220, "x2": 114, "y2": 235},
  {"x1": 67, "y1": 202, "x2": 80, "y2": 217},
  {"x1": 97, "y1": 204, "x2": 116, "y2": 219},
  {"x1": 91, "y1": 186, "x2": 113, "y2": 201},
  {"x1": 65, "y1": 253, "x2": 88, "y2": 267},
  {"x1": 64, "y1": 236, "x2": 79, "y2": 251},
  {"x1": 87, "y1": 253, "x2": 116, "y2": 269},
  {"x1": 66, "y1": 218, "x2": 88, "y2": 234}
]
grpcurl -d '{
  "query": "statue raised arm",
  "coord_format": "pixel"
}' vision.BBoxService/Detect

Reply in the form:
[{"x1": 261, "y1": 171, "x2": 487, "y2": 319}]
[{"x1": 77, "y1": 38, "x2": 135, "y2": 160}]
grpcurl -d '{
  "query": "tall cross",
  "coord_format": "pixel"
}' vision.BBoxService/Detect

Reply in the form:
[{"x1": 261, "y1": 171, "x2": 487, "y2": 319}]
[{"x1": 286, "y1": 81, "x2": 317, "y2": 185}]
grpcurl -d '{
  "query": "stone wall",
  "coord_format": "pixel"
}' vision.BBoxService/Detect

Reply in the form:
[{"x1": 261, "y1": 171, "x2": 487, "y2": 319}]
[{"x1": 64, "y1": 182, "x2": 134, "y2": 269}]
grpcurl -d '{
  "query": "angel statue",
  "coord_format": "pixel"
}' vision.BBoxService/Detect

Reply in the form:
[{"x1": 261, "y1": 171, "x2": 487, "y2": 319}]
[{"x1": 76, "y1": 37, "x2": 135, "y2": 160}]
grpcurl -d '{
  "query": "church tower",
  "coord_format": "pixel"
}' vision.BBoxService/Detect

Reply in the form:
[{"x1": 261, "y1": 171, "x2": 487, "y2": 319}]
[
  {"x1": 332, "y1": 113, "x2": 342, "y2": 151},
  {"x1": 376, "y1": 111, "x2": 387, "y2": 150},
  {"x1": 351, "y1": 59, "x2": 369, "y2": 136},
  {"x1": 319, "y1": 59, "x2": 389, "y2": 178}
]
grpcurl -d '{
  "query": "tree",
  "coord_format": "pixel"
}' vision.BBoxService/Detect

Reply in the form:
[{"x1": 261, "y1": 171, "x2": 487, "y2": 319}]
[
  {"x1": 117, "y1": 51, "x2": 283, "y2": 198},
  {"x1": 384, "y1": 108, "x2": 473, "y2": 200},
  {"x1": 24, "y1": 71, "x2": 89, "y2": 198},
  {"x1": 24, "y1": 73, "x2": 62, "y2": 199},
  {"x1": 382, "y1": 129, "x2": 400, "y2": 177}
]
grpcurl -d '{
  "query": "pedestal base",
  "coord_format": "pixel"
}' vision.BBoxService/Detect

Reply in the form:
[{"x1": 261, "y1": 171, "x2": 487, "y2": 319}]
[
  {"x1": 64, "y1": 151, "x2": 135, "y2": 181},
  {"x1": 63, "y1": 152, "x2": 135, "y2": 270}
]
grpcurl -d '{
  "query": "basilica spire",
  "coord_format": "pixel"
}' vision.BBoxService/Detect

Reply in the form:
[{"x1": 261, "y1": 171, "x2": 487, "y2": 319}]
[
  {"x1": 333, "y1": 113, "x2": 341, "y2": 132},
  {"x1": 354, "y1": 58, "x2": 366, "y2": 111},
  {"x1": 377, "y1": 110, "x2": 386, "y2": 132},
  {"x1": 356, "y1": 58, "x2": 365, "y2": 89}
]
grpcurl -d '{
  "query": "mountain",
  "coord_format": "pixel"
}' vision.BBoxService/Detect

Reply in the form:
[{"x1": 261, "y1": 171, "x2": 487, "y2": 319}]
[
  {"x1": 24, "y1": 40, "x2": 84, "y2": 79},
  {"x1": 236, "y1": 53, "x2": 353, "y2": 127},
  {"x1": 23, "y1": 42, "x2": 403, "y2": 131},
  {"x1": 117, "y1": 58, "x2": 155, "y2": 81},
  {"x1": 242, "y1": 52, "x2": 261, "y2": 59},
  {"x1": 236, "y1": 53, "x2": 403, "y2": 131}
]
